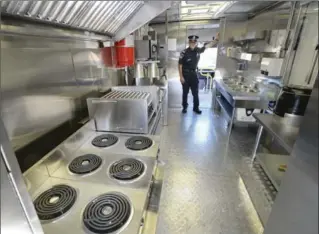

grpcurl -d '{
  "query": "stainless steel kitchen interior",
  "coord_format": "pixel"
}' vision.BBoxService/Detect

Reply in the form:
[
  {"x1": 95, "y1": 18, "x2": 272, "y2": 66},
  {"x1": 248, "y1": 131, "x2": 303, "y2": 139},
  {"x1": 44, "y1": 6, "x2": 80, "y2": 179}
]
[{"x1": 1, "y1": 1, "x2": 318, "y2": 234}]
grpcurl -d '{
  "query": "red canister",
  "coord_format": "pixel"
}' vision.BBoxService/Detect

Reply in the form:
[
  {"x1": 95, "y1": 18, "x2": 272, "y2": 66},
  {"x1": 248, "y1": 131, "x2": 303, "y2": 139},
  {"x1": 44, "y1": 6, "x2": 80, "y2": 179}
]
[{"x1": 114, "y1": 34, "x2": 135, "y2": 68}]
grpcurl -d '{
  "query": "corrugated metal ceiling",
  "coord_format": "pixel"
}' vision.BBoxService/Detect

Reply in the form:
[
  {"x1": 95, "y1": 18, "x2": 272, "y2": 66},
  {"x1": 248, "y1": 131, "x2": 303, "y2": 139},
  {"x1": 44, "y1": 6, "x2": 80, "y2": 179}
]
[
  {"x1": 150, "y1": 1, "x2": 284, "y2": 23},
  {"x1": 1, "y1": 1, "x2": 144, "y2": 36}
]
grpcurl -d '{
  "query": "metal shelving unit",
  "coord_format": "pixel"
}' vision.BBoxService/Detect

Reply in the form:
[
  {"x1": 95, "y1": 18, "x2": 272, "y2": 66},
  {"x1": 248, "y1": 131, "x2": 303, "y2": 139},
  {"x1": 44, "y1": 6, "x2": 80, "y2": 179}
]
[
  {"x1": 215, "y1": 96, "x2": 233, "y2": 121},
  {"x1": 252, "y1": 114, "x2": 301, "y2": 192},
  {"x1": 256, "y1": 153, "x2": 290, "y2": 190}
]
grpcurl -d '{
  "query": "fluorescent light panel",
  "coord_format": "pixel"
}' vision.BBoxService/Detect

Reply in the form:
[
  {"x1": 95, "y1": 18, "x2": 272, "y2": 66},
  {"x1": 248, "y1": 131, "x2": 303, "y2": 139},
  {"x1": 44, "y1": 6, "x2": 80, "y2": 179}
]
[
  {"x1": 180, "y1": 14, "x2": 213, "y2": 19},
  {"x1": 179, "y1": 1, "x2": 232, "y2": 20},
  {"x1": 191, "y1": 9, "x2": 209, "y2": 14}
]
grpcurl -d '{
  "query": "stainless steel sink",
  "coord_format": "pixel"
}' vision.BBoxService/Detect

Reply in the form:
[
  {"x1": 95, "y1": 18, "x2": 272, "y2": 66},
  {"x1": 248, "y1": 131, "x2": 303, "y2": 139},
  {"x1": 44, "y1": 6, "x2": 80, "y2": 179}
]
[
  {"x1": 221, "y1": 77, "x2": 260, "y2": 94},
  {"x1": 227, "y1": 85, "x2": 259, "y2": 93}
]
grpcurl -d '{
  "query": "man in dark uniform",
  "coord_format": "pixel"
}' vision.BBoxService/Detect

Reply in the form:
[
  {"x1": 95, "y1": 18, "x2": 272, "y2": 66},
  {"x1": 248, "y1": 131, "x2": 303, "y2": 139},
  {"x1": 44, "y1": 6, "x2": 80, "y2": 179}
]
[{"x1": 178, "y1": 34, "x2": 219, "y2": 114}]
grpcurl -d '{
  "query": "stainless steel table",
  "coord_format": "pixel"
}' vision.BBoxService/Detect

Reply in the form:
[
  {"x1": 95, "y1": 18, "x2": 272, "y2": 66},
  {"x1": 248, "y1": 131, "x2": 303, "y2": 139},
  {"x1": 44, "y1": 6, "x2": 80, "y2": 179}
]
[
  {"x1": 212, "y1": 77, "x2": 273, "y2": 141},
  {"x1": 251, "y1": 113, "x2": 301, "y2": 190},
  {"x1": 252, "y1": 114, "x2": 300, "y2": 154}
]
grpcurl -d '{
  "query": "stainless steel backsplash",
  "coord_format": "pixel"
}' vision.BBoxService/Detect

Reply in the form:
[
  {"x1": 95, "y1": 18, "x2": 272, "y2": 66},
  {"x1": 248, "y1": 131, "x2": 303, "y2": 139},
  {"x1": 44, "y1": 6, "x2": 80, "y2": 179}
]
[
  {"x1": 217, "y1": 11, "x2": 289, "y2": 80},
  {"x1": 0, "y1": 22, "x2": 114, "y2": 151}
]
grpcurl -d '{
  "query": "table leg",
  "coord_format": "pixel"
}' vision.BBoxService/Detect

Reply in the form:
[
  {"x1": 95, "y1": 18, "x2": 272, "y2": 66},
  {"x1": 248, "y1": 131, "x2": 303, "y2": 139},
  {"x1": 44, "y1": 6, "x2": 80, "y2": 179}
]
[
  {"x1": 226, "y1": 107, "x2": 236, "y2": 142},
  {"x1": 251, "y1": 125, "x2": 263, "y2": 163},
  {"x1": 212, "y1": 85, "x2": 217, "y2": 110},
  {"x1": 209, "y1": 76, "x2": 213, "y2": 90}
]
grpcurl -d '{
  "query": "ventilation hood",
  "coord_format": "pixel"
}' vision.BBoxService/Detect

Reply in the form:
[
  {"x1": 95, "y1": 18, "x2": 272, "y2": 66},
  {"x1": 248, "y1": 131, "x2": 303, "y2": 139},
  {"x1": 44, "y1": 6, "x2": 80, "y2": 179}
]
[{"x1": 1, "y1": 1, "x2": 173, "y2": 40}]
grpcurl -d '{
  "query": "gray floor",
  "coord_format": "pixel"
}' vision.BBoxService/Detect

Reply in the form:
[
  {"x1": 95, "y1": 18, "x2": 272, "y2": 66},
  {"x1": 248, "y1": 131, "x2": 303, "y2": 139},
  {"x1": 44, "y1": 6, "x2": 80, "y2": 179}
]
[
  {"x1": 156, "y1": 106, "x2": 265, "y2": 233},
  {"x1": 168, "y1": 78, "x2": 212, "y2": 109}
]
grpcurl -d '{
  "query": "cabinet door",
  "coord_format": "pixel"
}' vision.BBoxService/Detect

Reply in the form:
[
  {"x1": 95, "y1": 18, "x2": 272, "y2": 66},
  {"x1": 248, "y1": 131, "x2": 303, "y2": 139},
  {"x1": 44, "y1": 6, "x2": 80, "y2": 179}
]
[{"x1": 1, "y1": 156, "x2": 33, "y2": 234}]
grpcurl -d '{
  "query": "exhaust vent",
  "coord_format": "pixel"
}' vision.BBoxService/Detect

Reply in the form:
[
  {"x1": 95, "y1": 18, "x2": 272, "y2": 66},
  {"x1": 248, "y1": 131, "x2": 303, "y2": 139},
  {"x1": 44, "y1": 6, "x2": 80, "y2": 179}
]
[{"x1": 1, "y1": 1, "x2": 144, "y2": 36}]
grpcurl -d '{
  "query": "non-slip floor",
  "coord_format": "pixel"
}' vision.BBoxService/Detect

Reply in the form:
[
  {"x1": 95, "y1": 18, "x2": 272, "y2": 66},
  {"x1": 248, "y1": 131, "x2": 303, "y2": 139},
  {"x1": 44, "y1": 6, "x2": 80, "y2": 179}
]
[
  {"x1": 168, "y1": 78, "x2": 213, "y2": 109},
  {"x1": 156, "y1": 108, "x2": 264, "y2": 234}
]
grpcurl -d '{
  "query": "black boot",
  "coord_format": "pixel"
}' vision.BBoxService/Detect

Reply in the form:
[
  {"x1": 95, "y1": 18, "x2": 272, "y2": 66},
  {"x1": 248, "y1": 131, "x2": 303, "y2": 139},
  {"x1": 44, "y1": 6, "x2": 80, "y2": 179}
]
[
  {"x1": 182, "y1": 108, "x2": 187, "y2": 114},
  {"x1": 193, "y1": 108, "x2": 202, "y2": 114}
]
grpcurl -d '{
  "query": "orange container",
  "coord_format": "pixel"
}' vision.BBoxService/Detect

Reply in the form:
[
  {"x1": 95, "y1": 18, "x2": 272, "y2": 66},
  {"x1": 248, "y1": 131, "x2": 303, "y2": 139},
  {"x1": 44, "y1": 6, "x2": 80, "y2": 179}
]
[
  {"x1": 116, "y1": 47, "x2": 135, "y2": 67},
  {"x1": 100, "y1": 47, "x2": 117, "y2": 68},
  {"x1": 115, "y1": 34, "x2": 135, "y2": 68},
  {"x1": 100, "y1": 34, "x2": 135, "y2": 68},
  {"x1": 115, "y1": 39, "x2": 126, "y2": 47}
]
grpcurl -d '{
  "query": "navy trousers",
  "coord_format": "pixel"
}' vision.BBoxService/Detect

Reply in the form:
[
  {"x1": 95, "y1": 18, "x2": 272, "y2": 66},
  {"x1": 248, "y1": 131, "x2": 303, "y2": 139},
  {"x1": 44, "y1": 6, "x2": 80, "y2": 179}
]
[{"x1": 182, "y1": 70, "x2": 199, "y2": 110}]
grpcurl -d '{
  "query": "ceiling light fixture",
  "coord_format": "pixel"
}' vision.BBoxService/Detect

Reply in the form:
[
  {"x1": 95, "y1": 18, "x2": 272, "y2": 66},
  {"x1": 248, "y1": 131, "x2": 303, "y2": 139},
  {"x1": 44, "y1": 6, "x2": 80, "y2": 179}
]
[
  {"x1": 214, "y1": 1, "x2": 236, "y2": 18},
  {"x1": 180, "y1": 14, "x2": 213, "y2": 19},
  {"x1": 190, "y1": 9, "x2": 209, "y2": 14}
]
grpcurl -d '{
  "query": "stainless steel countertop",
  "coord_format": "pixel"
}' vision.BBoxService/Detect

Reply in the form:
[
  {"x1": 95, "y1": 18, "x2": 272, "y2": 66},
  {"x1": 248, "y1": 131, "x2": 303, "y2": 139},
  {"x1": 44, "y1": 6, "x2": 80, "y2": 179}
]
[
  {"x1": 214, "y1": 71, "x2": 278, "y2": 102},
  {"x1": 214, "y1": 78, "x2": 263, "y2": 101},
  {"x1": 253, "y1": 113, "x2": 301, "y2": 153}
]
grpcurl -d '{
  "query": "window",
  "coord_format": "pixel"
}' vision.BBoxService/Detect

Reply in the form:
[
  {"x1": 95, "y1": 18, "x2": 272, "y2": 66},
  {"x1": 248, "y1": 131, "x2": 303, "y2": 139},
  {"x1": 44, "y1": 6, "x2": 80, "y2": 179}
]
[
  {"x1": 198, "y1": 47, "x2": 217, "y2": 70},
  {"x1": 184, "y1": 42, "x2": 218, "y2": 69}
]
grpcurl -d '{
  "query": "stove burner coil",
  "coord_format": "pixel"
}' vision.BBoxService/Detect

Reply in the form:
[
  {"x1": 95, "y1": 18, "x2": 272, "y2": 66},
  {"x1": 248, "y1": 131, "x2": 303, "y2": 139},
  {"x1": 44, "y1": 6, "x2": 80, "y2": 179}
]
[
  {"x1": 125, "y1": 136, "x2": 152, "y2": 150},
  {"x1": 92, "y1": 134, "x2": 118, "y2": 148},
  {"x1": 83, "y1": 193, "x2": 131, "y2": 234},
  {"x1": 109, "y1": 158, "x2": 145, "y2": 180},
  {"x1": 68, "y1": 154, "x2": 102, "y2": 174},
  {"x1": 33, "y1": 184, "x2": 77, "y2": 221}
]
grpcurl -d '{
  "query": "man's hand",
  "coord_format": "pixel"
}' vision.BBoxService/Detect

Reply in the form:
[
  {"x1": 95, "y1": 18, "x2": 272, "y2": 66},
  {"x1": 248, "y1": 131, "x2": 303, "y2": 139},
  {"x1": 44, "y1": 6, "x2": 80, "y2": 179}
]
[
  {"x1": 180, "y1": 76, "x2": 185, "y2": 84},
  {"x1": 215, "y1": 32, "x2": 220, "y2": 41}
]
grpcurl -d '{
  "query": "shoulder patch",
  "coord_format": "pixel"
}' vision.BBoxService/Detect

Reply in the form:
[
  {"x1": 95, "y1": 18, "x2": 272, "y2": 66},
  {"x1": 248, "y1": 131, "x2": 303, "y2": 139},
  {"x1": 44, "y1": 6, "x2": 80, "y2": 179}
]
[{"x1": 179, "y1": 49, "x2": 186, "y2": 59}]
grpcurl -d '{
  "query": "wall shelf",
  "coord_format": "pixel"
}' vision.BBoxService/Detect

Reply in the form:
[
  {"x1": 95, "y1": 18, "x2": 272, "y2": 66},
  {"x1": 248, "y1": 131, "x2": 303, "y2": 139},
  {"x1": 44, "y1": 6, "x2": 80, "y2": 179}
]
[
  {"x1": 233, "y1": 30, "x2": 266, "y2": 42},
  {"x1": 226, "y1": 52, "x2": 261, "y2": 62}
]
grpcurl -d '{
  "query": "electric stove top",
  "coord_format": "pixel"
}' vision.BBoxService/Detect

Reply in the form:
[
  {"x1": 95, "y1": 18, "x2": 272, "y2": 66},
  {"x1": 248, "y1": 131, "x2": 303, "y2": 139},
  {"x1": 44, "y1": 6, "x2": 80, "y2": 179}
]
[
  {"x1": 78, "y1": 132, "x2": 160, "y2": 158},
  {"x1": 42, "y1": 148, "x2": 156, "y2": 190},
  {"x1": 31, "y1": 178, "x2": 148, "y2": 234}
]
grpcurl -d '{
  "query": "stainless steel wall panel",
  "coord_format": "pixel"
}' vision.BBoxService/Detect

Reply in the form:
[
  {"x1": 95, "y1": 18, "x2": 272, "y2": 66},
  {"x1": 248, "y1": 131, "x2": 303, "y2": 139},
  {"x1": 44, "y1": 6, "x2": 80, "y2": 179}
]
[
  {"x1": 0, "y1": 25, "x2": 111, "y2": 151},
  {"x1": 71, "y1": 49, "x2": 108, "y2": 89},
  {"x1": 0, "y1": 119, "x2": 44, "y2": 233},
  {"x1": 1, "y1": 48, "x2": 76, "y2": 150},
  {"x1": 263, "y1": 78, "x2": 318, "y2": 234},
  {"x1": 1, "y1": 157, "x2": 34, "y2": 234},
  {"x1": 1, "y1": 48, "x2": 74, "y2": 90},
  {"x1": 215, "y1": 11, "x2": 289, "y2": 80}
]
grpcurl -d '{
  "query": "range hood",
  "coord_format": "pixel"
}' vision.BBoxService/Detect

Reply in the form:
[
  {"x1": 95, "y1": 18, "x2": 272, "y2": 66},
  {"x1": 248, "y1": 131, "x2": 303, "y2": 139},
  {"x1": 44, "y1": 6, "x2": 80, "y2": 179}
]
[{"x1": 1, "y1": 1, "x2": 173, "y2": 40}]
